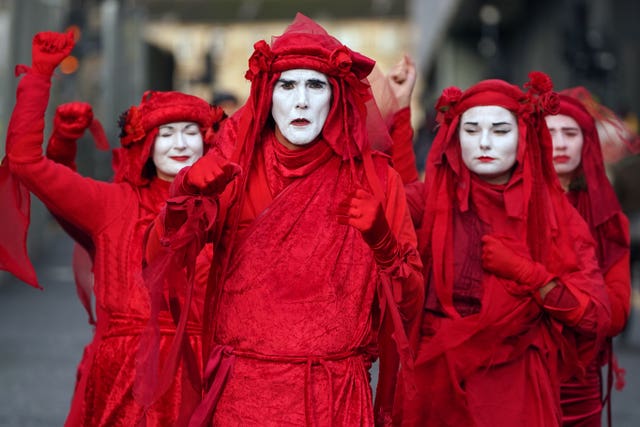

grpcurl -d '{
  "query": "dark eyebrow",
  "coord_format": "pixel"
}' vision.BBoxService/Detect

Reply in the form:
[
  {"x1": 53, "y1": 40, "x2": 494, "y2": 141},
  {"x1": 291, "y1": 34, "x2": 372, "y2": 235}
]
[
  {"x1": 492, "y1": 122, "x2": 512, "y2": 126},
  {"x1": 277, "y1": 78, "x2": 295, "y2": 84},
  {"x1": 307, "y1": 78, "x2": 327, "y2": 85}
]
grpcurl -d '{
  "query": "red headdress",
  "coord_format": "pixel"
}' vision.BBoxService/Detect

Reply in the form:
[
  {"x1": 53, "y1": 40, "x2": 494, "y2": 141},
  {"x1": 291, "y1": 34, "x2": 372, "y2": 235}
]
[
  {"x1": 229, "y1": 13, "x2": 393, "y2": 169},
  {"x1": 421, "y1": 72, "x2": 569, "y2": 318},
  {"x1": 560, "y1": 87, "x2": 639, "y2": 164},
  {"x1": 556, "y1": 90, "x2": 629, "y2": 272},
  {"x1": 113, "y1": 90, "x2": 225, "y2": 186}
]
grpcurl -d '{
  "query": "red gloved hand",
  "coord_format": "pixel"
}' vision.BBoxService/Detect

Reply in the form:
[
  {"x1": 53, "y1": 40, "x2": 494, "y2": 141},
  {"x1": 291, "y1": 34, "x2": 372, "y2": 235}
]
[
  {"x1": 181, "y1": 152, "x2": 241, "y2": 195},
  {"x1": 30, "y1": 31, "x2": 75, "y2": 76},
  {"x1": 336, "y1": 188, "x2": 399, "y2": 268},
  {"x1": 46, "y1": 102, "x2": 95, "y2": 168},
  {"x1": 481, "y1": 235, "x2": 554, "y2": 296}
]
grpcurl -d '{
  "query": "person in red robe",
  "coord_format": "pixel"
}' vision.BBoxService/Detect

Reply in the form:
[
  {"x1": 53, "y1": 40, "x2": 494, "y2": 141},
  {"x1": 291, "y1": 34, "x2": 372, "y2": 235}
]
[
  {"x1": 390, "y1": 74, "x2": 611, "y2": 426},
  {"x1": 144, "y1": 13, "x2": 424, "y2": 426},
  {"x1": 1, "y1": 31, "x2": 224, "y2": 426},
  {"x1": 545, "y1": 90, "x2": 631, "y2": 426}
]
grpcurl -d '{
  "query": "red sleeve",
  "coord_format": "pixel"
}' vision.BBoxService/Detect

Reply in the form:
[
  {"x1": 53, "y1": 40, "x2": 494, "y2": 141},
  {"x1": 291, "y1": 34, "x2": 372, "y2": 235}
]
[
  {"x1": 10, "y1": 158, "x2": 123, "y2": 234},
  {"x1": 384, "y1": 168, "x2": 424, "y2": 321},
  {"x1": 374, "y1": 168, "x2": 424, "y2": 425},
  {"x1": 6, "y1": 68, "x2": 120, "y2": 234},
  {"x1": 403, "y1": 180, "x2": 425, "y2": 228},
  {"x1": 389, "y1": 107, "x2": 419, "y2": 185},
  {"x1": 540, "y1": 207, "x2": 611, "y2": 339},
  {"x1": 603, "y1": 252, "x2": 631, "y2": 336}
]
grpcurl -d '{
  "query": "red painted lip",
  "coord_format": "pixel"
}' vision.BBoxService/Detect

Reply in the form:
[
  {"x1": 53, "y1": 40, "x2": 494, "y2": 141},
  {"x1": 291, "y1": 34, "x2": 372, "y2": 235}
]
[
  {"x1": 477, "y1": 156, "x2": 495, "y2": 162},
  {"x1": 291, "y1": 119, "x2": 309, "y2": 126},
  {"x1": 553, "y1": 155, "x2": 570, "y2": 163},
  {"x1": 170, "y1": 156, "x2": 190, "y2": 162}
]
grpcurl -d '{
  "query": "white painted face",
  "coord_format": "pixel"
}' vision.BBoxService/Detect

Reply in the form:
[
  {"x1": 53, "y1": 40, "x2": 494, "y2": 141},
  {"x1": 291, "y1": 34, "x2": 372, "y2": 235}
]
[
  {"x1": 545, "y1": 114, "x2": 584, "y2": 181},
  {"x1": 459, "y1": 105, "x2": 519, "y2": 185},
  {"x1": 271, "y1": 69, "x2": 332, "y2": 148},
  {"x1": 152, "y1": 121, "x2": 204, "y2": 182}
]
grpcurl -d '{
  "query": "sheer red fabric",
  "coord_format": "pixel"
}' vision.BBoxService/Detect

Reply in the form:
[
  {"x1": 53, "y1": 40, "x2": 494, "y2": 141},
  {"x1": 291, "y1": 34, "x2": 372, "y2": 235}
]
[
  {"x1": 394, "y1": 75, "x2": 610, "y2": 426},
  {"x1": 0, "y1": 72, "x2": 51, "y2": 288}
]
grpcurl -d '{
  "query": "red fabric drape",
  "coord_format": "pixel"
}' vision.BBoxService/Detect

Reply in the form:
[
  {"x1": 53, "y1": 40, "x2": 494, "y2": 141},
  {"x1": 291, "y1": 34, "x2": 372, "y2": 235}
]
[{"x1": 395, "y1": 76, "x2": 610, "y2": 427}]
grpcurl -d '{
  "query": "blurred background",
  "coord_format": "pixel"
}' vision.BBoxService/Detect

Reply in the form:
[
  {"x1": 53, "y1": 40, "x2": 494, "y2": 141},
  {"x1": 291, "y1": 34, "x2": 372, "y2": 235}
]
[{"x1": 0, "y1": 0, "x2": 638, "y2": 425}]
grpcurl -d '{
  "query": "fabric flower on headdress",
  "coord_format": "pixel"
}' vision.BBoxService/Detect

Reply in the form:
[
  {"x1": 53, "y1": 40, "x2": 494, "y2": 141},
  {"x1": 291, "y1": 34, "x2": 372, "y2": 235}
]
[
  {"x1": 524, "y1": 71, "x2": 553, "y2": 94},
  {"x1": 245, "y1": 40, "x2": 274, "y2": 81},
  {"x1": 204, "y1": 105, "x2": 227, "y2": 142},
  {"x1": 523, "y1": 71, "x2": 559, "y2": 115},
  {"x1": 209, "y1": 105, "x2": 226, "y2": 129},
  {"x1": 329, "y1": 46, "x2": 353, "y2": 76},
  {"x1": 118, "y1": 106, "x2": 145, "y2": 147},
  {"x1": 435, "y1": 86, "x2": 463, "y2": 124}
]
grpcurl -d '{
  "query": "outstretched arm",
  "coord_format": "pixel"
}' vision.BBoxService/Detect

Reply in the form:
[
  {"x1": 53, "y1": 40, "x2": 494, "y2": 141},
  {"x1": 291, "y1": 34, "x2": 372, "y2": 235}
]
[{"x1": 7, "y1": 32, "x2": 120, "y2": 233}]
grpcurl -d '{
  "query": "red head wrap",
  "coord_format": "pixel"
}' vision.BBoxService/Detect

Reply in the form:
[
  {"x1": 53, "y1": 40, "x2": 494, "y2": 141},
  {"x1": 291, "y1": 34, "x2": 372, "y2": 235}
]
[
  {"x1": 235, "y1": 12, "x2": 392, "y2": 165},
  {"x1": 113, "y1": 90, "x2": 225, "y2": 186},
  {"x1": 421, "y1": 72, "x2": 570, "y2": 317},
  {"x1": 555, "y1": 90, "x2": 628, "y2": 271},
  {"x1": 560, "y1": 86, "x2": 639, "y2": 163}
]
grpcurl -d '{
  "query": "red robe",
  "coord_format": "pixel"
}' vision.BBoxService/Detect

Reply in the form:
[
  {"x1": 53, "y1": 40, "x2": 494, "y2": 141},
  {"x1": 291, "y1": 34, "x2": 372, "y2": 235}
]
[
  {"x1": 560, "y1": 205, "x2": 630, "y2": 427},
  {"x1": 6, "y1": 72, "x2": 207, "y2": 427},
  {"x1": 556, "y1": 92, "x2": 632, "y2": 427},
  {"x1": 397, "y1": 176, "x2": 610, "y2": 427},
  {"x1": 176, "y1": 129, "x2": 424, "y2": 426}
]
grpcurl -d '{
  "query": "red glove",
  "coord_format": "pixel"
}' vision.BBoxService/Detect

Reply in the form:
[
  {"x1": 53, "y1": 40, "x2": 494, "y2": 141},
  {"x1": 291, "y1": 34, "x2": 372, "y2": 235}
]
[
  {"x1": 29, "y1": 31, "x2": 75, "y2": 76},
  {"x1": 180, "y1": 151, "x2": 241, "y2": 196},
  {"x1": 46, "y1": 102, "x2": 95, "y2": 169},
  {"x1": 481, "y1": 235, "x2": 554, "y2": 296},
  {"x1": 336, "y1": 188, "x2": 399, "y2": 268}
]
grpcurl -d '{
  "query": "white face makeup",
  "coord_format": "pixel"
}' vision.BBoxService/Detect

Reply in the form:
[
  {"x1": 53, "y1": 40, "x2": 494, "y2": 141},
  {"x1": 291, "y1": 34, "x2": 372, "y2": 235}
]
[
  {"x1": 152, "y1": 121, "x2": 204, "y2": 181},
  {"x1": 545, "y1": 114, "x2": 584, "y2": 186},
  {"x1": 271, "y1": 69, "x2": 332, "y2": 148},
  {"x1": 459, "y1": 105, "x2": 519, "y2": 185}
]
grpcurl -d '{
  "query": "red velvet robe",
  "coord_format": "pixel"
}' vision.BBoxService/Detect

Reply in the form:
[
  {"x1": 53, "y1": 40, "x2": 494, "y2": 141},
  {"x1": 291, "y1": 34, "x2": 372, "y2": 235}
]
[
  {"x1": 183, "y1": 130, "x2": 423, "y2": 426},
  {"x1": 6, "y1": 72, "x2": 207, "y2": 427}
]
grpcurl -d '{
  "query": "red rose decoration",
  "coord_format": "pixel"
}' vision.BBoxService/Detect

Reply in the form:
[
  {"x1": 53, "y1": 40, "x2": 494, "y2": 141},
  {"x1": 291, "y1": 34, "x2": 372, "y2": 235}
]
[
  {"x1": 206, "y1": 106, "x2": 227, "y2": 139},
  {"x1": 435, "y1": 86, "x2": 462, "y2": 113},
  {"x1": 245, "y1": 40, "x2": 273, "y2": 81},
  {"x1": 119, "y1": 106, "x2": 145, "y2": 147},
  {"x1": 540, "y1": 91, "x2": 560, "y2": 115},
  {"x1": 435, "y1": 86, "x2": 462, "y2": 123},
  {"x1": 517, "y1": 100, "x2": 534, "y2": 120},
  {"x1": 524, "y1": 71, "x2": 553, "y2": 95},
  {"x1": 329, "y1": 46, "x2": 353, "y2": 76},
  {"x1": 209, "y1": 105, "x2": 226, "y2": 125}
]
